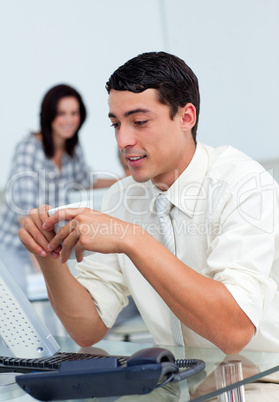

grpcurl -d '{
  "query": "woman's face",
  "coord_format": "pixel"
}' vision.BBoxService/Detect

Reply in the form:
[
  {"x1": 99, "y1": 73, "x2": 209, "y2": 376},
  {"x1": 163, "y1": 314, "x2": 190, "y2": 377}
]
[{"x1": 51, "y1": 97, "x2": 80, "y2": 142}]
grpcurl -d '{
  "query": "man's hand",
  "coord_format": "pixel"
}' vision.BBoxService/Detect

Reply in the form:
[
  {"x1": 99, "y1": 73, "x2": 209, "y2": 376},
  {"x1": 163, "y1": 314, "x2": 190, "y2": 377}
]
[
  {"x1": 19, "y1": 204, "x2": 108, "y2": 347},
  {"x1": 18, "y1": 204, "x2": 61, "y2": 259},
  {"x1": 42, "y1": 208, "x2": 134, "y2": 263}
]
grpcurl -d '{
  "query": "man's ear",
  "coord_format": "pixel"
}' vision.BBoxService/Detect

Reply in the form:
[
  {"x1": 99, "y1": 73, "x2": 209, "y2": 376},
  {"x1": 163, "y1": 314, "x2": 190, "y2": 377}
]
[{"x1": 181, "y1": 103, "x2": 196, "y2": 130}]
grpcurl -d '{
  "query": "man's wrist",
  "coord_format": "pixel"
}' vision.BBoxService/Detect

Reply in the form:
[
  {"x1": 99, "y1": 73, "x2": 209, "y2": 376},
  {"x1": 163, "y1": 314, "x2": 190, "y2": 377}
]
[{"x1": 122, "y1": 223, "x2": 148, "y2": 256}]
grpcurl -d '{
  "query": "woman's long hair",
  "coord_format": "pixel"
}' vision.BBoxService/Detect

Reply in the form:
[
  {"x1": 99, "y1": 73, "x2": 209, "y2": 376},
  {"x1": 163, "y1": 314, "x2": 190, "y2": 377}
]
[{"x1": 40, "y1": 84, "x2": 87, "y2": 158}]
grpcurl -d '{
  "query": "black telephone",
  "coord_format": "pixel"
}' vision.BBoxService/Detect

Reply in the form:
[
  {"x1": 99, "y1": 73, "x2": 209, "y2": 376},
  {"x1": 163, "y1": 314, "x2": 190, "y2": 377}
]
[{"x1": 16, "y1": 347, "x2": 205, "y2": 400}]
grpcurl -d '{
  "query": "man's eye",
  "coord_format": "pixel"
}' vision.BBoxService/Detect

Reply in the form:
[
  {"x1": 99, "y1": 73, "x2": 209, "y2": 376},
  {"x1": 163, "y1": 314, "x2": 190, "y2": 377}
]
[
  {"x1": 110, "y1": 123, "x2": 119, "y2": 128},
  {"x1": 135, "y1": 120, "x2": 147, "y2": 126}
]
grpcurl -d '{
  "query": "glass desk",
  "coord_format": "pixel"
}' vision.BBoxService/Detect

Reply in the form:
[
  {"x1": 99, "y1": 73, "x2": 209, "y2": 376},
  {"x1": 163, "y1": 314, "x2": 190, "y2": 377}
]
[{"x1": 1, "y1": 335, "x2": 279, "y2": 402}]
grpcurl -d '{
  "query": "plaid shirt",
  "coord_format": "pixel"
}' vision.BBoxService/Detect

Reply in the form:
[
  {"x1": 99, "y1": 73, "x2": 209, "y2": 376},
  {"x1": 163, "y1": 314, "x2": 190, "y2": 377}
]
[{"x1": 0, "y1": 134, "x2": 93, "y2": 249}]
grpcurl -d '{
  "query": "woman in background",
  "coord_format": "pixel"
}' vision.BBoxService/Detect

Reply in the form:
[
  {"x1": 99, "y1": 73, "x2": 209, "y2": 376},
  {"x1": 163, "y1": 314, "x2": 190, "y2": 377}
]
[{"x1": 0, "y1": 84, "x2": 107, "y2": 292}]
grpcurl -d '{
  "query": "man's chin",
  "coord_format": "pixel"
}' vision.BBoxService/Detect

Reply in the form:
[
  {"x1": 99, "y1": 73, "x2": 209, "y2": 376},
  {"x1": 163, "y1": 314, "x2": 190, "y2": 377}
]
[{"x1": 130, "y1": 173, "x2": 151, "y2": 184}]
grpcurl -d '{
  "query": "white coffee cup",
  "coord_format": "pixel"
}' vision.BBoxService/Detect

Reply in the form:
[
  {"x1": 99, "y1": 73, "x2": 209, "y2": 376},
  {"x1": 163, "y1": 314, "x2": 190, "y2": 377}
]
[{"x1": 48, "y1": 200, "x2": 94, "y2": 260}]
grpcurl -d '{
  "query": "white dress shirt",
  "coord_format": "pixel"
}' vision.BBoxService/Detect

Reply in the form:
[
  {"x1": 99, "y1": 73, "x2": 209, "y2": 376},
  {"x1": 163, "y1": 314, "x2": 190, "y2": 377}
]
[{"x1": 76, "y1": 142, "x2": 279, "y2": 351}]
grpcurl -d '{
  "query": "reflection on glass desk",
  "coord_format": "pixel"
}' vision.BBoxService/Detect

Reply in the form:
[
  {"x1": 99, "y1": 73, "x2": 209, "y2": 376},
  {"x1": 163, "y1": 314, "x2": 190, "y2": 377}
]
[{"x1": 1, "y1": 335, "x2": 279, "y2": 402}]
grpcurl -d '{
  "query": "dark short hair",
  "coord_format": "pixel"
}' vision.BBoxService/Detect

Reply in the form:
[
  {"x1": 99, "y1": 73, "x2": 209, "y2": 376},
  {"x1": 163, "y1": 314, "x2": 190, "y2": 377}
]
[
  {"x1": 40, "y1": 84, "x2": 87, "y2": 158},
  {"x1": 106, "y1": 51, "x2": 200, "y2": 142}
]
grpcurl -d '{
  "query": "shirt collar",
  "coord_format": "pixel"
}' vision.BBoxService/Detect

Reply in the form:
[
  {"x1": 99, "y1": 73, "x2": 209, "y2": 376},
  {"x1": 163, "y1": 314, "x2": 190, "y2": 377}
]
[{"x1": 149, "y1": 142, "x2": 209, "y2": 217}]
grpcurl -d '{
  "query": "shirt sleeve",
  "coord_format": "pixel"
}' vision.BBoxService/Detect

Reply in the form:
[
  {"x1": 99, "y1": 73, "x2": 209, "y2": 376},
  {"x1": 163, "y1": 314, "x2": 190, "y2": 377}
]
[
  {"x1": 203, "y1": 170, "x2": 278, "y2": 329},
  {"x1": 76, "y1": 252, "x2": 130, "y2": 328},
  {"x1": 6, "y1": 139, "x2": 40, "y2": 216}
]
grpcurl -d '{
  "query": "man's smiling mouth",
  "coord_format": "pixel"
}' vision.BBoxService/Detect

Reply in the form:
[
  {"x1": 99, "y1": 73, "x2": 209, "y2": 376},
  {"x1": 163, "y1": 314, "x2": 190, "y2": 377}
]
[{"x1": 128, "y1": 156, "x2": 145, "y2": 161}]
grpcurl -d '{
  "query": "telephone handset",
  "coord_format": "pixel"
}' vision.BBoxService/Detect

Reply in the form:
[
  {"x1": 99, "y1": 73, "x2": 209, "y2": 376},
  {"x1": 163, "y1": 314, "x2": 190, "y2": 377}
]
[
  {"x1": 126, "y1": 347, "x2": 206, "y2": 383},
  {"x1": 16, "y1": 347, "x2": 206, "y2": 400}
]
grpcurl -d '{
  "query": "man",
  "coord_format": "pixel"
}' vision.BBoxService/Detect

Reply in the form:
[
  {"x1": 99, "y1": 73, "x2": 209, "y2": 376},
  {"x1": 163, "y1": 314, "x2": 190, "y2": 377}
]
[{"x1": 19, "y1": 52, "x2": 279, "y2": 354}]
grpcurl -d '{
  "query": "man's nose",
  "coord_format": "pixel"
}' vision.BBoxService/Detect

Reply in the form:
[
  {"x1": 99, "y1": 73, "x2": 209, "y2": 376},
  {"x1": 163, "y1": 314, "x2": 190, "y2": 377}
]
[{"x1": 116, "y1": 126, "x2": 137, "y2": 150}]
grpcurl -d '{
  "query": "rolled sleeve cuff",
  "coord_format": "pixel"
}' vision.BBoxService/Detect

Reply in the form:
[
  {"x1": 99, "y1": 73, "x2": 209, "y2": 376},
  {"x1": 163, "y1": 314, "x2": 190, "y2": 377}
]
[
  {"x1": 76, "y1": 258, "x2": 129, "y2": 328},
  {"x1": 222, "y1": 271, "x2": 277, "y2": 329}
]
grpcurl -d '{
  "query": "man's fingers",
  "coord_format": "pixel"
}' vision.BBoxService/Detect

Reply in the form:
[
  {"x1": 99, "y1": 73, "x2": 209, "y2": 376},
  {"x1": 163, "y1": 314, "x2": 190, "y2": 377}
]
[
  {"x1": 30, "y1": 204, "x2": 52, "y2": 224},
  {"x1": 29, "y1": 209, "x2": 56, "y2": 244},
  {"x1": 39, "y1": 206, "x2": 53, "y2": 230},
  {"x1": 43, "y1": 208, "x2": 85, "y2": 231},
  {"x1": 18, "y1": 205, "x2": 62, "y2": 260},
  {"x1": 24, "y1": 216, "x2": 53, "y2": 254},
  {"x1": 20, "y1": 207, "x2": 61, "y2": 259},
  {"x1": 74, "y1": 242, "x2": 85, "y2": 263},
  {"x1": 18, "y1": 227, "x2": 48, "y2": 257},
  {"x1": 36, "y1": 206, "x2": 63, "y2": 253},
  {"x1": 47, "y1": 219, "x2": 78, "y2": 252},
  {"x1": 60, "y1": 228, "x2": 81, "y2": 263}
]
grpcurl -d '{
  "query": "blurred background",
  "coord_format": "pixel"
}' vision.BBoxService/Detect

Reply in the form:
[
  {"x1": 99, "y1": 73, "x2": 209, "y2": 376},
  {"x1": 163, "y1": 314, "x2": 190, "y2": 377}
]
[{"x1": 1, "y1": 0, "x2": 279, "y2": 190}]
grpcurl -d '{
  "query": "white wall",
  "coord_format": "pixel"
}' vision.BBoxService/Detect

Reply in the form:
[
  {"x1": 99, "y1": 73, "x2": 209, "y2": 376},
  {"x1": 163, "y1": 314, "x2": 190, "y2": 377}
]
[{"x1": 1, "y1": 0, "x2": 279, "y2": 188}]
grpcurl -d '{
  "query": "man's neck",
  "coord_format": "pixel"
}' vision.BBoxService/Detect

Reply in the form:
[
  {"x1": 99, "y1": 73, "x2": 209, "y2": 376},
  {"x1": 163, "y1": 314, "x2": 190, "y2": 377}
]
[{"x1": 153, "y1": 141, "x2": 197, "y2": 191}]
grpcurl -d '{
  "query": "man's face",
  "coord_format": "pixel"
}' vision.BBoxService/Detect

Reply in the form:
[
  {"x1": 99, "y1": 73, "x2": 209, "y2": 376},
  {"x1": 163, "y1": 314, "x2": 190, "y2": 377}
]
[{"x1": 108, "y1": 88, "x2": 195, "y2": 190}]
